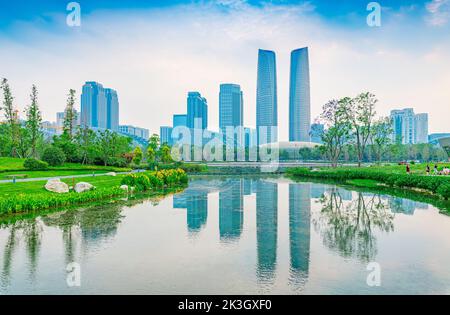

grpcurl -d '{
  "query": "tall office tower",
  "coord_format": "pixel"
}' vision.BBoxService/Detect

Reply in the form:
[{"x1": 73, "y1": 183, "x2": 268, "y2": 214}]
[
  {"x1": 105, "y1": 88, "x2": 119, "y2": 132},
  {"x1": 390, "y1": 108, "x2": 428, "y2": 144},
  {"x1": 289, "y1": 47, "x2": 311, "y2": 142},
  {"x1": 187, "y1": 92, "x2": 208, "y2": 130},
  {"x1": 288, "y1": 183, "x2": 311, "y2": 286},
  {"x1": 173, "y1": 114, "x2": 187, "y2": 128},
  {"x1": 160, "y1": 126, "x2": 173, "y2": 145},
  {"x1": 219, "y1": 83, "x2": 244, "y2": 146},
  {"x1": 219, "y1": 179, "x2": 244, "y2": 241},
  {"x1": 415, "y1": 113, "x2": 428, "y2": 144},
  {"x1": 81, "y1": 81, "x2": 107, "y2": 129},
  {"x1": 256, "y1": 49, "x2": 278, "y2": 145},
  {"x1": 56, "y1": 112, "x2": 65, "y2": 127},
  {"x1": 256, "y1": 180, "x2": 278, "y2": 283}
]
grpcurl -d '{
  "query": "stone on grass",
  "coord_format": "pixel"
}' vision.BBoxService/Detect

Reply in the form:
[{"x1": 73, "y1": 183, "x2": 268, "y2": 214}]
[
  {"x1": 45, "y1": 178, "x2": 69, "y2": 194},
  {"x1": 106, "y1": 172, "x2": 117, "y2": 176},
  {"x1": 120, "y1": 185, "x2": 129, "y2": 192},
  {"x1": 74, "y1": 182, "x2": 95, "y2": 193}
]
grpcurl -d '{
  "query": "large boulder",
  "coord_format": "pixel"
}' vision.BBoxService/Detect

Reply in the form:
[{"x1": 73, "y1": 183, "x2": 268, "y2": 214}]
[
  {"x1": 106, "y1": 172, "x2": 117, "y2": 177},
  {"x1": 74, "y1": 182, "x2": 95, "y2": 193},
  {"x1": 120, "y1": 185, "x2": 129, "y2": 192},
  {"x1": 45, "y1": 178, "x2": 69, "y2": 194}
]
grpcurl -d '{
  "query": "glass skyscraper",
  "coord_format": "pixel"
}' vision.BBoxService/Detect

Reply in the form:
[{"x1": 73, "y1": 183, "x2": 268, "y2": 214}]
[
  {"x1": 81, "y1": 81, "x2": 119, "y2": 131},
  {"x1": 81, "y1": 81, "x2": 107, "y2": 129},
  {"x1": 289, "y1": 47, "x2": 311, "y2": 142},
  {"x1": 390, "y1": 108, "x2": 428, "y2": 144},
  {"x1": 160, "y1": 126, "x2": 173, "y2": 145},
  {"x1": 187, "y1": 92, "x2": 208, "y2": 130},
  {"x1": 219, "y1": 83, "x2": 243, "y2": 146},
  {"x1": 256, "y1": 49, "x2": 278, "y2": 145},
  {"x1": 173, "y1": 114, "x2": 187, "y2": 128},
  {"x1": 105, "y1": 88, "x2": 119, "y2": 132}
]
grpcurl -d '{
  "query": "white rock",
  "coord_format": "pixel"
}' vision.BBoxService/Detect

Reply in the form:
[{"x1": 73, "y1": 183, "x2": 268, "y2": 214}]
[
  {"x1": 45, "y1": 178, "x2": 69, "y2": 194},
  {"x1": 120, "y1": 185, "x2": 129, "y2": 192},
  {"x1": 106, "y1": 172, "x2": 117, "y2": 176},
  {"x1": 74, "y1": 182, "x2": 95, "y2": 193}
]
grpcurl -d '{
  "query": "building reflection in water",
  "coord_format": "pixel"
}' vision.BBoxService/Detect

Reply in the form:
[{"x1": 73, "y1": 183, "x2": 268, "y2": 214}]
[
  {"x1": 288, "y1": 183, "x2": 311, "y2": 289},
  {"x1": 256, "y1": 180, "x2": 278, "y2": 284},
  {"x1": 219, "y1": 179, "x2": 244, "y2": 241}
]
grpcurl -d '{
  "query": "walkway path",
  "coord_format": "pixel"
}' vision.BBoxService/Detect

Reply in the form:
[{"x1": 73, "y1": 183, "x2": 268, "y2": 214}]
[{"x1": 0, "y1": 170, "x2": 145, "y2": 184}]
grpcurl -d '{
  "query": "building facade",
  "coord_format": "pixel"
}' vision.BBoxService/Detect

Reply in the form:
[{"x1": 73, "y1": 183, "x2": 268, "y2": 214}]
[
  {"x1": 219, "y1": 83, "x2": 244, "y2": 146},
  {"x1": 310, "y1": 123, "x2": 324, "y2": 144},
  {"x1": 256, "y1": 49, "x2": 278, "y2": 145},
  {"x1": 173, "y1": 114, "x2": 187, "y2": 128},
  {"x1": 289, "y1": 47, "x2": 311, "y2": 142},
  {"x1": 187, "y1": 92, "x2": 208, "y2": 130},
  {"x1": 119, "y1": 125, "x2": 149, "y2": 140},
  {"x1": 81, "y1": 81, "x2": 107, "y2": 129},
  {"x1": 390, "y1": 108, "x2": 428, "y2": 144},
  {"x1": 105, "y1": 88, "x2": 119, "y2": 132},
  {"x1": 160, "y1": 126, "x2": 173, "y2": 146}
]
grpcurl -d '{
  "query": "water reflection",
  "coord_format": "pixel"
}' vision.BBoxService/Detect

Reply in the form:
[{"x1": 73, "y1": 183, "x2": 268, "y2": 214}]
[
  {"x1": 0, "y1": 177, "x2": 444, "y2": 294},
  {"x1": 289, "y1": 183, "x2": 311, "y2": 289},
  {"x1": 313, "y1": 188, "x2": 395, "y2": 262},
  {"x1": 256, "y1": 180, "x2": 278, "y2": 285}
]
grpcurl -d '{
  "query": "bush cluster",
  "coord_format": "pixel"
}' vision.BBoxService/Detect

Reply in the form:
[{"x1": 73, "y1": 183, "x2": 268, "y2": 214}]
[
  {"x1": 120, "y1": 168, "x2": 187, "y2": 192},
  {"x1": 23, "y1": 158, "x2": 48, "y2": 170},
  {"x1": 287, "y1": 167, "x2": 450, "y2": 200},
  {"x1": 42, "y1": 147, "x2": 66, "y2": 166},
  {"x1": 0, "y1": 187, "x2": 125, "y2": 215}
]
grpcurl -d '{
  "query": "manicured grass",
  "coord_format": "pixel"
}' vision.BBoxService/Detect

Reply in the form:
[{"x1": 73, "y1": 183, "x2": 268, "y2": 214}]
[
  {"x1": 0, "y1": 174, "x2": 125, "y2": 197},
  {"x1": 346, "y1": 179, "x2": 379, "y2": 188}
]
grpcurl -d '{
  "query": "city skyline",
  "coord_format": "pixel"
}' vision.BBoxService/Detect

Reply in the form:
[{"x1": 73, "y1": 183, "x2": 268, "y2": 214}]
[{"x1": 1, "y1": 1, "x2": 449, "y2": 137}]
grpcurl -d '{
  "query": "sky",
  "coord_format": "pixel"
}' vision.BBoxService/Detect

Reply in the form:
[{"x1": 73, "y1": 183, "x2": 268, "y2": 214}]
[{"x1": 0, "y1": 0, "x2": 449, "y2": 138}]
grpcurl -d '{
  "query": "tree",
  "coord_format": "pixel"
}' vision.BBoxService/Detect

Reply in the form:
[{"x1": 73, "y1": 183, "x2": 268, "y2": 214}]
[
  {"x1": 371, "y1": 117, "x2": 392, "y2": 163},
  {"x1": 160, "y1": 144, "x2": 173, "y2": 164},
  {"x1": 343, "y1": 92, "x2": 377, "y2": 167},
  {"x1": 132, "y1": 146, "x2": 143, "y2": 165},
  {"x1": 147, "y1": 147, "x2": 156, "y2": 165},
  {"x1": 96, "y1": 130, "x2": 131, "y2": 166},
  {"x1": 320, "y1": 99, "x2": 351, "y2": 167},
  {"x1": 25, "y1": 85, "x2": 43, "y2": 158},
  {"x1": 148, "y1": 134, "x2": 160, "y2": 151},
  {"x1": 0, "y1": 78, "x2": 20, "y2": 157},
  {"x1": 63, "y1": 89, "x2": 77, "y2": 140},
  {"x1": 75, "y1": 126, "x2": 97, "y2": 165}
]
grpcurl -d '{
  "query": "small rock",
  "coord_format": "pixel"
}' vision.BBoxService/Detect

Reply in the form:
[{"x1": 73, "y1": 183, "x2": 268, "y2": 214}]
[
  {"x1": 74, "y1": 182, "x2": 95, "y2": 193},
  {"x1": 106, "y1": 172, "x2": 117, "y2": 176},
  {"x1": 120, "y1": 185, "x2": 129, "y2": 192},
  {"x1": 45, "y1": 178, "x2": 69, "y2": 194}
]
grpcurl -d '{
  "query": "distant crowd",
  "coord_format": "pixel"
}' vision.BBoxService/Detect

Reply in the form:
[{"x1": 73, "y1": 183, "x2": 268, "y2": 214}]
[{"x1": 406, "y1": 163, "x2": 450, "y2": 175}]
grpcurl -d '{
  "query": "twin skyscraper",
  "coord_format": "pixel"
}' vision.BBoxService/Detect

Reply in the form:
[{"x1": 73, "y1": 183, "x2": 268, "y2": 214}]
[{"x1": 257, "y1": 47, "x2": 311, "y2": 145}]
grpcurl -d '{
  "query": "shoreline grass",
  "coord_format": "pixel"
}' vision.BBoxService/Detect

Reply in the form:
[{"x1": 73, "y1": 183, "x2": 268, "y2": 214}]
[{"x1": 287, "y1": 166, "x2": 450, "y2": 201}]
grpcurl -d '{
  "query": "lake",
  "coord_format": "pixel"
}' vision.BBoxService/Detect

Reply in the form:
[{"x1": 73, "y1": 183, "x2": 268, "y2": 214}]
[{"x1": 1, "y1": 176, "x2": 450, "y2": 294}]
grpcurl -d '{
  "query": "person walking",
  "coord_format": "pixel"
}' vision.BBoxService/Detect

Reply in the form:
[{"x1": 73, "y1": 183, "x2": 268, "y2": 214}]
[
  {"x1": 426, "y1": 164, "x2": 430, "y2": 176},
  {"x1": 434, "y1": 164, "x2": 439, "y2": 175},
  {"x1": 406, "y1": 163, "x2": 411, "y2": 175}
]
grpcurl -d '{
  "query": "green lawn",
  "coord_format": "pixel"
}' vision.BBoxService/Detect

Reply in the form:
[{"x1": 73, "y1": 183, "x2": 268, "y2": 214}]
[
  {"x1": 0, "y1": 174, "x2": 125, "y2": 198},
  {"x1": 0, "y1": 157, "x2": 131, "y2": 179},
  {"x1": 344, "y1": 162, "x2": 450, "y2": 176}
]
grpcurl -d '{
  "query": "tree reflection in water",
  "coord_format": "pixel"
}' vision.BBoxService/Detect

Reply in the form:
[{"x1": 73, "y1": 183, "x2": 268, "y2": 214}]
[{"x1": 313, "y1": 187, "x2": 395, "y2": 262}]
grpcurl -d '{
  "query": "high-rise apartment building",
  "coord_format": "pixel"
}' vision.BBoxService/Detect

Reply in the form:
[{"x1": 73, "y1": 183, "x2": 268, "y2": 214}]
[
  {"x1": 219, "y1": 83, "x2": 244, "y2": 146},
  {"x1": 390, "y1": 108, "x2": 428, "y2": 144},
  {"x1": 160, "y1": 126, "x2": 173, "y2": 146},
  {"x1": 105, "y1": 88, "x2": 119, "y2": 132},
  {"x1": 187, "y1": 92, "x2": 208, "y2": 130}
]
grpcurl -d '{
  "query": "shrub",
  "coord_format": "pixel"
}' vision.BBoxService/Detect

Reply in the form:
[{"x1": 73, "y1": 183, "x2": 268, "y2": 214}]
[
  {"x1": 437, "y1": 183, "x2": 450, "y2": 200},
  {"x1": 42, "y1": 147, "x2": 66, "y2": 166},
  {"x1": 106, "y1": 157, "x2": 128, "y2": 168},
  {"x1": 23, "y1": 158, "x2": 48, "y2": 170},
  {"x1": 147, "y1": 173, "x2": 164, "y2": 189}
]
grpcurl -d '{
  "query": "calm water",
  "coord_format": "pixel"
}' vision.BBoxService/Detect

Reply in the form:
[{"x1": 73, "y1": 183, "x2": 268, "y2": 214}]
[{"x1": 1, "y1": 176, "x2": 450, "y2": 295}]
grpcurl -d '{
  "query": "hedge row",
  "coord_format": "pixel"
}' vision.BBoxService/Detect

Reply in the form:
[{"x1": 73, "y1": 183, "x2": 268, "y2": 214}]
[
  {"x1": 287, "y1": 167, "x2": 450, "y2": 199},
  {"x1": 120, "y1": 169, "x2": 188, "y2": 192}
]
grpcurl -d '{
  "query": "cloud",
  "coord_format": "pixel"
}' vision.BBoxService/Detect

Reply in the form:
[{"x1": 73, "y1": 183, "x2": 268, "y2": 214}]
[
  {"x1": 0, "y1": 1, "x2": 449, "y2": 137},
  {"x1": 425, "y1": 0, "x2": 450, "y2": 25}
]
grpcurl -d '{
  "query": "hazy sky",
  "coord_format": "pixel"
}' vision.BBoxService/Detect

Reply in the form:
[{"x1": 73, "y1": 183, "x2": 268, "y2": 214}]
[{"x1": 0, "y1": 0, "x2": 449, "y2": 138}]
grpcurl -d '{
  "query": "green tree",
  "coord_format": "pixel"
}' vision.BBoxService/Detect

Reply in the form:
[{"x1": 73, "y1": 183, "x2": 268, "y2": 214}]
[
  {"x1": 132, "y1": 146, "x2": 143, "y2": 165},
  {"x1": 343, "y1": 92, "x2": 377, "y2": 167},
  {"x1": 371, "y1": 117, "x2": 392, "y2": 163},
  {"x1": 25, "y1": 85, "x2": 43, "y2": 158},
  {"x1": 148, "y1": 134, "x2": 160, "y2": 151},
  {"x1": 63, "y1": 89, "x2": 77, "y2": 140},
  {"x1": 0, "y1": 78, "x2": 20, "y2": 157},
  {"x1": 147, "y1": 146, "x2": 156, "y2": 165},
  {"x1": 160, "y1": 144, "x2": 173, "y2": 164},
  {"x1": 75, "y1": 126, "x2": 97, "y2": 164},
  {"x1": 320, "y1": 99, "x2": 351, "y2": 168}
]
